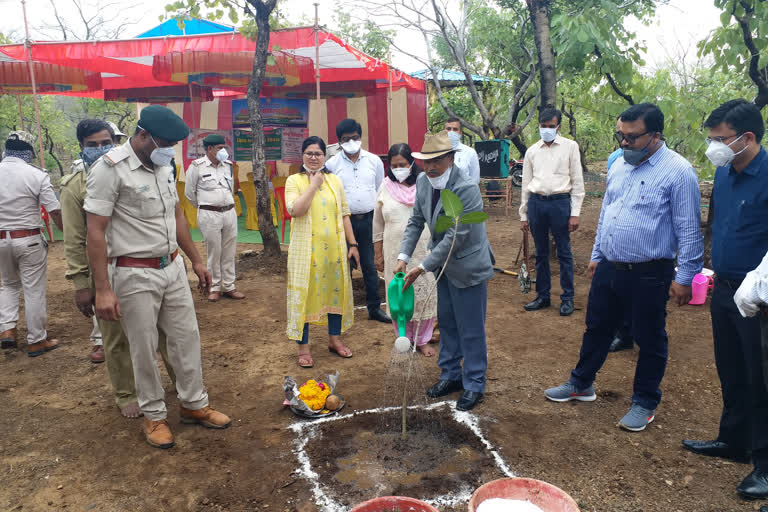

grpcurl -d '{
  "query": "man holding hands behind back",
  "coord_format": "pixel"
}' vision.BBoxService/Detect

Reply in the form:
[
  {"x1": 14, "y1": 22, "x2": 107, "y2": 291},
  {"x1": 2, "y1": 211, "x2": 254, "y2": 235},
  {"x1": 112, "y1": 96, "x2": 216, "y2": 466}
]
[{"x1": 395, "y1": 131, "x2": 494, "y2": 412}]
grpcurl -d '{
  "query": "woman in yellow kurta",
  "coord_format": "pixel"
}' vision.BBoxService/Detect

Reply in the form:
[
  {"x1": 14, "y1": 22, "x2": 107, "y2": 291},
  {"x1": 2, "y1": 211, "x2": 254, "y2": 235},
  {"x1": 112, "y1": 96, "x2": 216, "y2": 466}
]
[{"x1": 285, "y1": 136, "x2": 360, "y2": 368}]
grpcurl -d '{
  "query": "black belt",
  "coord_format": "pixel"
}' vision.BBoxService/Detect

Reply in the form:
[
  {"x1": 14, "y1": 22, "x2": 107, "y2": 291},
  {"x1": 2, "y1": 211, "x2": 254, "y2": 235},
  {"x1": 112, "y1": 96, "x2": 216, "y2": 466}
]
[
  {"x1": 531, "y1": 193, "x2": 570, "y2": 201},
  {"x1": 199, "y1": 204, "x2": 234, "y2": 212},
  {"x1": 715, "y1": 277, "x2": 744, "y2": 290},
  {"x1": 350, "y1": 211, "x2": 373, "y2": 220},
  {"x1": 609, "y1": 259, "x2": 674, "y2": 272}
]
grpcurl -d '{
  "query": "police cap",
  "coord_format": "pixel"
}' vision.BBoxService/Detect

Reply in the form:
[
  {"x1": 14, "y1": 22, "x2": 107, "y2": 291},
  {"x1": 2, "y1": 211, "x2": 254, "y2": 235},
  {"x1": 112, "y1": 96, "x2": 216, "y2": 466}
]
[
  {"x1": 138, "y1": 105, "x2": 190, "y2": 142},
  {"x1": 202, "y1": 134, "x2": 226, "y2": 147}
]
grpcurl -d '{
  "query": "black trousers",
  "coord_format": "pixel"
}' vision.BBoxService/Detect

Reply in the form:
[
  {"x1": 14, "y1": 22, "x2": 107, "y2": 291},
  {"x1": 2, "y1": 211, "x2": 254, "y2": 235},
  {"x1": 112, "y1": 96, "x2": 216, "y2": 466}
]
[
  {"x1": 349, "y1": 211, "x2": 381, "y2": 311},
  {"x1": 711, "y1": 282, "x2": 768, "y2": 468}
]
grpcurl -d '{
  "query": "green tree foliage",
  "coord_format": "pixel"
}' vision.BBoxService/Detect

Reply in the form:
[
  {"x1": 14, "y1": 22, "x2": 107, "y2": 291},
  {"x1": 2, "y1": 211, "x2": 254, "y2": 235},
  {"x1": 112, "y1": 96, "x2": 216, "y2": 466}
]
[
  {"x1": 334, "y1": 10, "x2": 394, "y2": 61},
  {"x1": 698, "y1": 0, "x2": 768, "y2": 108}
]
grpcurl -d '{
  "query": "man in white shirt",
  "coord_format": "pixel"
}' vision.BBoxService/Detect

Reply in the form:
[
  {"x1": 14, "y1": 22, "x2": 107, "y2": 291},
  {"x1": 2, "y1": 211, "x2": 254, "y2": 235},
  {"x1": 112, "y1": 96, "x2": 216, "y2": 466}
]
[
  {"x1": 185, "y1": 134, "x2": 245, "y2": 302},
  {"x1": 444, "y1": 117, "x2": 480, "y2": 184},
  {"x1": 520, "y1": 108, "x2": 585, "y2": 316},
  {"x1": 0, "y1": 131, "x2": 63, "y2": 356},
  {"x1": 325, "y1": 119, "x2": 390, "y2": 323}
]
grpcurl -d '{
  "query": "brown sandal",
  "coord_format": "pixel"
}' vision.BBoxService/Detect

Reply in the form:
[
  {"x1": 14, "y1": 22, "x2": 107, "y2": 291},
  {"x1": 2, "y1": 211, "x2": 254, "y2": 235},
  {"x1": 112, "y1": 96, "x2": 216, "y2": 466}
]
[{"x1": 298, "y1": 354, "x2": 314, "y2": 368}]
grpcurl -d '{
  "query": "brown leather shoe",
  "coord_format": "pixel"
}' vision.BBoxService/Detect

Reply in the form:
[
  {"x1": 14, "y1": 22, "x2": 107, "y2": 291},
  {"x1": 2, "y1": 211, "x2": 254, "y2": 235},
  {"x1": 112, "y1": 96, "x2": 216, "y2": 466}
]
[
  {"x1": 142, "y1": 418, "x2": 175, "y2": 449},
  {"x1": 222, "y1": 290, "x2": 245, "y2": 300},
  {"x1": 89, "y1": 345, "x2": 105, "y2": 363},
  {"x1": 180, "y1": 406, "x2": 231, "y2": 429},
  {"x1": 0, "y1": 328, "x2": 17, "y2": 349},
  {"x1": 208, "y1": 291, "x2": 221, "y2": 302},
  {"x1": 27, "y1": 338, "x2": 59, "y2": 358}
]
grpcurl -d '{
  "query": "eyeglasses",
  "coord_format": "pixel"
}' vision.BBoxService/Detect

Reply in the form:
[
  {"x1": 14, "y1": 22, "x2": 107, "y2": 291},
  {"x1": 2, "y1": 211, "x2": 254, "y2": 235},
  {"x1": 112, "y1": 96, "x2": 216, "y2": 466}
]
[
  {"x1": 339, "y1": 135, "x2": 361, "y2": 143},
  {"x1": 705, "y1": 133, "x2": 742, "y2": 145},
  {"x1": 303, "y1": 152, "x2": 325, "y2": 159},
  {"x1": 614, "y1": 130, "x2": 651, "y2": 145}
]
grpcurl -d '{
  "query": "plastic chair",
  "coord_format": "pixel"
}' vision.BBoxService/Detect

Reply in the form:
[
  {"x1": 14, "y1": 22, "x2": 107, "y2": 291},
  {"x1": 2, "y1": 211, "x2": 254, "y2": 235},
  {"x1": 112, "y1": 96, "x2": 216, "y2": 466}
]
[
  {"x1": 273, "y1": 186, "x2": 292, "y2": 243},
  {"x1": 240, "y1": 182, "x2": 278, "y2": 231},
  {"x1": 40, "y1": 206, "x2": 54, "y2": 244},
  {"x1": 176, "y1": 182, "x2": 198, "y2": 228}
]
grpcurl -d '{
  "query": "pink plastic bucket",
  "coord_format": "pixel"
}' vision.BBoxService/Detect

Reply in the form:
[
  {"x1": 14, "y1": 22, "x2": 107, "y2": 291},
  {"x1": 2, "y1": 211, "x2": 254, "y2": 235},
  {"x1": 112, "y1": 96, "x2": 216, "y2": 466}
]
[
  {"x1": 689, "y1": 272, "x2": 714, "y2": 305},
  {"x1": 350, "y1": 496, "x2": 439, "y2": 512},
  {"x1": 468, "y1": 478, "x2": 580, "y2": 512}
]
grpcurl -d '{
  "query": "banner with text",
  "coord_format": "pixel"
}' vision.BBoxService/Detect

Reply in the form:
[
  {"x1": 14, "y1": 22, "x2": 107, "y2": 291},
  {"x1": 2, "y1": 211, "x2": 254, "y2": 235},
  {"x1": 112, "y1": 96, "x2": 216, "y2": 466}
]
[
  {"x1": 232, "y1": 98, "x2": 309, "y2": 129},
  {"x1": 233, "y1": 128, "x2": 282, "y2": 161}
]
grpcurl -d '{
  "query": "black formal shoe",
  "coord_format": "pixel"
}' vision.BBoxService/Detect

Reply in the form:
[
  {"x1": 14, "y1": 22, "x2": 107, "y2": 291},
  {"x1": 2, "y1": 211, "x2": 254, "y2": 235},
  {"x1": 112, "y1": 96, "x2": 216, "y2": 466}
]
[
  {"x1": 608, "y1": 335, "x2": 634, "y2": 352},
  {"x1": 559, "y1": 300, "x2": 574, "y2": 316},
  {"x1": 426, "y1": 379, "x2": 463, "y2": 398},
  {"x1": 456, "y1": 390, "x2": 484, "y2": 411},
  {"x1": 368, "y1": 307, "x2": 391, "y2": 323},
  {"x1": 760, "y1": 506, "x2": 768, "y2": 512},
  {"x1": 524, "y1": 297, "x2": 551, "y2": 311},
  {"x1": 738, "y1": 469, "x2": 768, "y2": 499},
  {"x1": 682, "y1": 439, "x2": 751, "y2": 463}
]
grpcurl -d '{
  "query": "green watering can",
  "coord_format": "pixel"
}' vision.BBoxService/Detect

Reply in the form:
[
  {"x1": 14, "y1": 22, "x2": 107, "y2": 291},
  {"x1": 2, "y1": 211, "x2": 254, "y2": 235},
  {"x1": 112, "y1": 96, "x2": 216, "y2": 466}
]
[{"x1": 388, "y1": 272, "x2": 415, "y2": 338}]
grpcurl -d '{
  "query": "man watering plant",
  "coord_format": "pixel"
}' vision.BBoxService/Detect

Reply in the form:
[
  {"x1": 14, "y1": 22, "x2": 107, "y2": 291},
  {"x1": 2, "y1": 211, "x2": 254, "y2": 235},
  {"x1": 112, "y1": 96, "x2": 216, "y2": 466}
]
[{"x1": 394, "y1": 131, "x2": 494, "y2": 412}]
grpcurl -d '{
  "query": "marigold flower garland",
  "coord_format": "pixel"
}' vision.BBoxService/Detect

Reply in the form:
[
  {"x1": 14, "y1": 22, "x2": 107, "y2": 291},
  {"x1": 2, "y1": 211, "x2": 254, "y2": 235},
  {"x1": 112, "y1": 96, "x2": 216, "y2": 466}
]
[{"x1": 298, "y1": 379, "x2": 331, "y2": 410}]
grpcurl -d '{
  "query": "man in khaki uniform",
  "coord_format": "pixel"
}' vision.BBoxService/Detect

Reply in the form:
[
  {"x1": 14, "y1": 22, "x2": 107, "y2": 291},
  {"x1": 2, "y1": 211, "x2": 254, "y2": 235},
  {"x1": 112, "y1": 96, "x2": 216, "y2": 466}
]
[
  {"x1": 185, "y1": 134, "x2": 245, "y2": 302},
  {"x1": 0, "y1": 131, "x2": 62, "y2": 356},
  {"x1": 85, "y1": 105, "x2": 230, "y2": 449},
  {"x1": 61, "y1": 118, "x2": 176, "y2": 417}
]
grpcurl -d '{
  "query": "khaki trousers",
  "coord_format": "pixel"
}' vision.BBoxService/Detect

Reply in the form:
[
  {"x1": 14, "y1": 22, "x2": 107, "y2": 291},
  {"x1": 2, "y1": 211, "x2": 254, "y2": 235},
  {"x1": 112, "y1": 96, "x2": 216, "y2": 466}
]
[
  {"x1": 110, "y1": 256, "x2": 207, "y2": 420},
  {"x1": 96, "y1": 316, "x2": 177, "y2": 408},
  {"x1": 0, "y1": 234, "x2": 48, "y2": 344},
  {"x1": 198, "y1": 208, "x2": 238, "y2": 292}
]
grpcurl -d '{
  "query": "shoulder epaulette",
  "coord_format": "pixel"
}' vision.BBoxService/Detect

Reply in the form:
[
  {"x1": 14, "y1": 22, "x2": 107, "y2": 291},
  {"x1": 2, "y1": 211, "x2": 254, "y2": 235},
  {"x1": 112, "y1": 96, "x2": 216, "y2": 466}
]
[{"x1": 103, "y1": 145, "x2": 130, "y2": 167}]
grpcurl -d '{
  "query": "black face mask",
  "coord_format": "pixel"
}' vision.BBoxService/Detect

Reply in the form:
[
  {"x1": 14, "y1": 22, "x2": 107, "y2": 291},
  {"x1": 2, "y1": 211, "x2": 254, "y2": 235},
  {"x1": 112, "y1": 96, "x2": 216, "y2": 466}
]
[{"x1": 623, "y1": 136, "x2": 658, "y2": 166}]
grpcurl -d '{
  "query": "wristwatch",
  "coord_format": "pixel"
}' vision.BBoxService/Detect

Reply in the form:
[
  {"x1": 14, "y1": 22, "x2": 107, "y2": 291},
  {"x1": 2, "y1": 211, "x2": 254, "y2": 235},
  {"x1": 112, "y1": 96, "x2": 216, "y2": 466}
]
[{"x1": 349, "y1": 243, "x2": 358, "y2": 248}]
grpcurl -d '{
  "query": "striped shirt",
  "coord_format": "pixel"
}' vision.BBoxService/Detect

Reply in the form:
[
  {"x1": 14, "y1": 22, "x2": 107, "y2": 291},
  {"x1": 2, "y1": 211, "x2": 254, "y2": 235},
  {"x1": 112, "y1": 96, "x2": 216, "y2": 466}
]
[{"x1": 590, "y1": 143, "x2": 703, "y2": 285}]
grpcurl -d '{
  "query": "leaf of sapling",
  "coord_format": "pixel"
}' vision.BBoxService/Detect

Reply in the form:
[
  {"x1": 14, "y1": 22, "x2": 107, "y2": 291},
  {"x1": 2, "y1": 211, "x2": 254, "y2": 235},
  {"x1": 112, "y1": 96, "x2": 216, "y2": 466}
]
[
  {"x1": 435, "y1": 215, "x2": 455, "y2": 234},
  {"x1": 440, "y1": 189, "x2": 462, "y2": 218},
  {"x1": 459, "y1": 211, "x2": 489, "y2": 224}
]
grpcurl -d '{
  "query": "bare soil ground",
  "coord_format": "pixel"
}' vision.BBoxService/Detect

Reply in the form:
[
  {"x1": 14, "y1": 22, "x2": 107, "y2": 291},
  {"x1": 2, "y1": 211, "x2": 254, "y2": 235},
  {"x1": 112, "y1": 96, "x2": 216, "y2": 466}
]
[{"x1": 0, "y1": 182, "x2": 760, "y2": 512}]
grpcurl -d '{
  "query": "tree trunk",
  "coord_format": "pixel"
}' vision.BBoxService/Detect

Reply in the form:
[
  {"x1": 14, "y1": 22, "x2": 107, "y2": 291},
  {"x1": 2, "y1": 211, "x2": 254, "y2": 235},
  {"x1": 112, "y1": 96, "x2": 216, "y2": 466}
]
[
  {"x1": 510, "y1": 135, "x2": 528, "y2": 159},
  {"x1": 562, "y1": 102, "x2": 588, "y2": 174},
  {"x1": 526, "y1": 0, "x2": 556, "y2": 109},
  {"x1": 247, "y1": 0, "x2": 281, "y2": 257}
]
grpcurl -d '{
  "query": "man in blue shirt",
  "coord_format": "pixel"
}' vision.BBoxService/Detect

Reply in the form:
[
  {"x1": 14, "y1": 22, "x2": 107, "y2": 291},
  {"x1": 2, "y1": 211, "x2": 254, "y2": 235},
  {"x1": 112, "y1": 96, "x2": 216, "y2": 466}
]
[
  {"x1": 544, "y1": 103, "x2": 703, "y2": 432},
  {"x1": 682, "y1": 99, "x2": 768, "y2": 499}
]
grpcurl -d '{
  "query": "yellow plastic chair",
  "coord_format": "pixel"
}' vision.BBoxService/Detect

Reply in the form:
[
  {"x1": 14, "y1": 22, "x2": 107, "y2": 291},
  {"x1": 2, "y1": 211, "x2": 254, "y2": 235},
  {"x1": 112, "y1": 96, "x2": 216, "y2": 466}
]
[
  {"x1": 176, "y1": 182, "x2": 198, "y2": 229},
  {"x1": 239, "y1": 181, "x2": 278, "y2": 231},
  {"x1": 234, "y1": 194, "x2": 243, "y2": 216}
]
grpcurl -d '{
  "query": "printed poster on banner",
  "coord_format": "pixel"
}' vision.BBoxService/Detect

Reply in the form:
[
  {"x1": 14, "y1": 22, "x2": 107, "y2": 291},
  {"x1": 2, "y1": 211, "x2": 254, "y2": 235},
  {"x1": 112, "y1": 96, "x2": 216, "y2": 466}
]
[
  {"x1": 281, "y1": 127, "x2": 309, "y2": 164},
  {"x1": 233, "y1": 128, "x2": 282, "y2": 161},
  {"x1": 187, "y1": 129, "x2": 233, "y2": 160},
  {"x1": 232, "y1": 98, "x2": 309, "y2": 128}
]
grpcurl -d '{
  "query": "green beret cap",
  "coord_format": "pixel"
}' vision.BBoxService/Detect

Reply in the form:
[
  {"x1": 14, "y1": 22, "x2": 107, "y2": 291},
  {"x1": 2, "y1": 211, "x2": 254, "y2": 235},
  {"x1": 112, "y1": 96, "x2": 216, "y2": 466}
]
[
  {"x1": 203, "y1": 134, "x2": 226, "y2": 146},
  {"x1": 138, "y1": 105, "x2": 190, "y2": 142}
]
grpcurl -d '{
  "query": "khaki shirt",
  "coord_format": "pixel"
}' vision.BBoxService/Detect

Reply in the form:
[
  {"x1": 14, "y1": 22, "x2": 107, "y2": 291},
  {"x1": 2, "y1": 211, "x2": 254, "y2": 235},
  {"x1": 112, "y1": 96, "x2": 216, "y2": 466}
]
[
  {"x1": 84, "y1": 141, "x2": 178, "y2": 259},
  {"x1": 0, "y1": 156, "x2": 60, "y2": 230},
  {"x1": 519, "y1": 135, "x2": 585, "y2": 221},
  {"x1": 60, "y1": 161, "x2": 91, "y2": 289},
  {"x1": 184, "y1": 155, "x2": 234, "y2": 208}
]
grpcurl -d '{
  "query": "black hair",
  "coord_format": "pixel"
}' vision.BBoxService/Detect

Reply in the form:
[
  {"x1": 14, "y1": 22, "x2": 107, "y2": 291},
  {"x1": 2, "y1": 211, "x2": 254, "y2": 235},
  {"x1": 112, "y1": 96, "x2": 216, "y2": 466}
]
[
  {"x1": 445, "y1": 116, "x2": 461, "y2": 124},
  {"x1": 335, "y1": 119, "x2": 362, "y2": 140},
  {"x1": 4, "y1": 139, "x2": 33, "y2": 153},
  {"x1": 704, "y1": 99, "x2": 764, "y2": 143},
  {"x1": 301, "y1": 136, "x2": 331, "y2": 173},
  {"x1": 386, "y1": 143, "x2": 421, "y2": 186},
  {"x1": 538, "y1": 108, "x2": 562, "y2": 125},
  {"x1": 620, "y1": 103, "x2": 664, "y2": 134},
  {"x1": 76, "y1": 119, "x2": 114, "y2": 146}
]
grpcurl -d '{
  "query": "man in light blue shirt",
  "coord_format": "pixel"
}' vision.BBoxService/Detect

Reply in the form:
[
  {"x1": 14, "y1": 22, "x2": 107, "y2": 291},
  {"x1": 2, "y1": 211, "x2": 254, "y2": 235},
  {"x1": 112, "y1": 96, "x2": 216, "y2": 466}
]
[
  {"x1": 325, "y1": 119, "x2": 390, "y2": 323},
  {"x1": 545, "y1": 103, "x2": 703, "y2": 433}
]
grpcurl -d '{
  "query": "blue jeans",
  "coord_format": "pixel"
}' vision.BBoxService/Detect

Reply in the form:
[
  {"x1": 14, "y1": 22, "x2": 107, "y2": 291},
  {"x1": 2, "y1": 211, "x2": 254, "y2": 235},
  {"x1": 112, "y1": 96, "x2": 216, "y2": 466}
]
[
  {"x1": 437, "y1": 279, "x2": 488, "y2": 393},
  {"x1": 295, "y1": 314, "x2": 342, "y2": 345},
  {"x1": 569, "y1": 260, "x2": 673, "y2": 410},
  {"x1": 527, "y1": 195, "x2": 574, "y2": 302},
  {"x1": 350, "y1": 211, "x2": 381, "y2": 311}
]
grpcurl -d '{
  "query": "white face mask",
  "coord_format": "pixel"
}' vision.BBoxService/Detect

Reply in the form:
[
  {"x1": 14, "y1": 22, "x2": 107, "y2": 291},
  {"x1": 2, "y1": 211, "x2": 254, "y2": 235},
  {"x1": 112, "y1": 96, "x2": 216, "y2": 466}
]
[
  {"x1": 539, "y1": 127, "x2": 557, "y2": 143},
  {"x1": 149, "y1": 136, "x2": 175, "y2": 167},
  {"x1": 216, "y1": 148, "x2": 229, "y2": 163},
  {"x1": 447, "y1": 131, "x2": 461, "y2": 149},
  {"x1": 303, "y1": 164, "x2": 321, "y2": 174},
  {"x1": 705, "y1": 134, "x2": 747, "y2": 167},
  {"x1": 341, "y1": 139, "x2": 362, "y2": 154},
  {"x1": 391, "y1": 164, "x2": 412, "y2": 183},
  {"x1": 426, "y1": 166, "x2": 452, "y2": 190}
]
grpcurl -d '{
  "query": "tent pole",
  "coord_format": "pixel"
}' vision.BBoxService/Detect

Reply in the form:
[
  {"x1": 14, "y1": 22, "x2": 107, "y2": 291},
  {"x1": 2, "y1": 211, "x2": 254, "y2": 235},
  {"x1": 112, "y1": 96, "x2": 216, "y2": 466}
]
[
  {"x1": 387, "y1": 49, "x2": 393, "y2": 148},
  {"x1": 313, "y1": 3, "x2": 321, "y2": 132},
  {"x1": 16, "y1": 95, "x2": 24, "y2": 131},
  {"x1": 21, "y1": 0, "x2": 46, "y2": 168}
]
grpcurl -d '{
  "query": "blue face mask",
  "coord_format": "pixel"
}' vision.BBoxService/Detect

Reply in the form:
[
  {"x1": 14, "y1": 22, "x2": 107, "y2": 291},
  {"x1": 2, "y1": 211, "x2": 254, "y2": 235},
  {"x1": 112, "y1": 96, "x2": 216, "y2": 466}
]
[
  {"x1": 81, "y1": 145, "x2": 114, "y2": 167},
  {"x1": 623, "y1": 136, "x2": 658, "y2": 166}
]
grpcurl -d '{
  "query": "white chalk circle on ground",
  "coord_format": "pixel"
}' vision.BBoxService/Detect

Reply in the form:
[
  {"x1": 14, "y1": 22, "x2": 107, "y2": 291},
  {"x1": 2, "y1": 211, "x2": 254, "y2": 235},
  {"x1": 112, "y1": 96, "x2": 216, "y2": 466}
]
[{"x1": 476, "y1": 498, "x2": 544, "y2": 512}]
